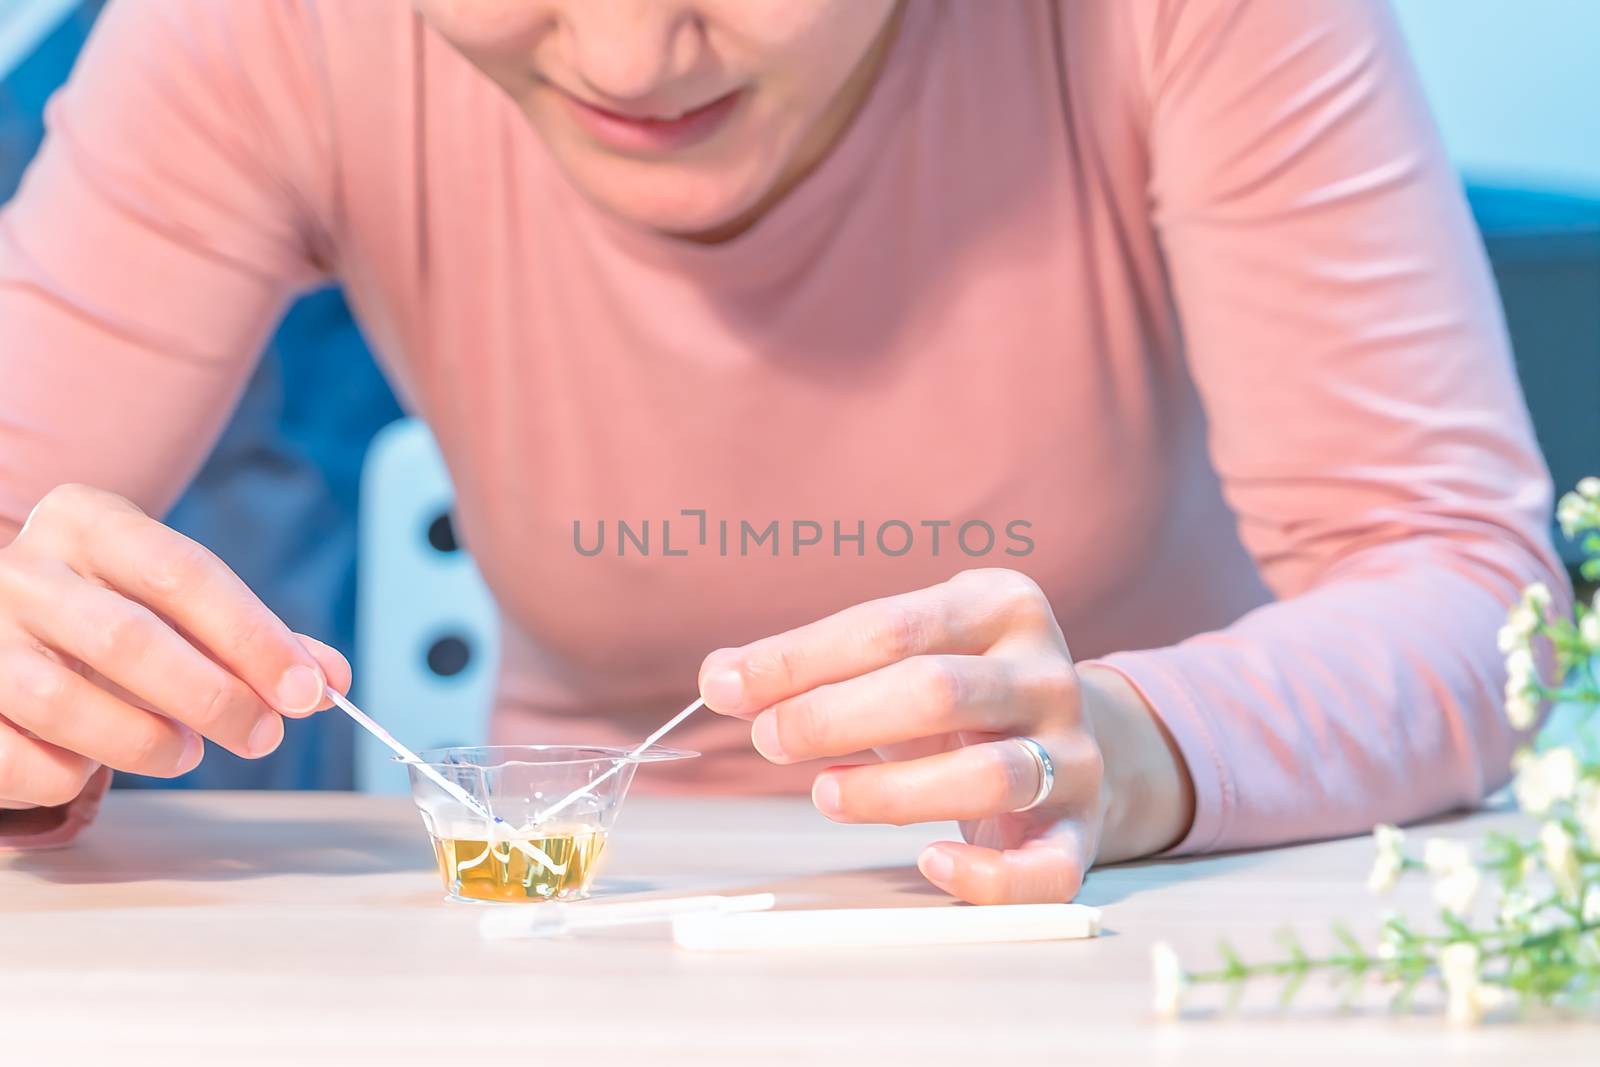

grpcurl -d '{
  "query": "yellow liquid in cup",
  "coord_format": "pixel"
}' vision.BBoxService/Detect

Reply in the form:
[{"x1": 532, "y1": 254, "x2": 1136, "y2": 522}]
[{"x1": 430, "y1": 826, "x2": 607, "y2": 902}]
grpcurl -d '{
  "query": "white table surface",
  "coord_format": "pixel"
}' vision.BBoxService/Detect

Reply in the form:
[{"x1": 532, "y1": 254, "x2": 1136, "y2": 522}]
[{"x1": 0, "y1": 791, "x2": 1590, "y2": 1064}]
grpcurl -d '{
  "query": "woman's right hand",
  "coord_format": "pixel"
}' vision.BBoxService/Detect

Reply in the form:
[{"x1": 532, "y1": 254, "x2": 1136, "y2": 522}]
[{"x1": 0, "y1": 484, "x2": 350, "y2": 810}]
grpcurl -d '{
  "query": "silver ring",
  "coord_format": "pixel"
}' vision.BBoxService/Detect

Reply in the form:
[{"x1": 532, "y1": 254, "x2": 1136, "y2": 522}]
[{"x1": 1010, "y1": 736, "x2": 1056, "y2": 812}]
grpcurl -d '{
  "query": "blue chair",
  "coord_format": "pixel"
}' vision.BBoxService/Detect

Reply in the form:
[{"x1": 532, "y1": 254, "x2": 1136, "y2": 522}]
[{"x1": 354, "y1": 419, "x2": 500, "y2": 793}]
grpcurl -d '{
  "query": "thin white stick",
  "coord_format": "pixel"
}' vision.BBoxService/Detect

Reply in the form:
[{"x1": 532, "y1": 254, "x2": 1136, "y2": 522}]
[
  {"x1": 532, "y1": 696, "x2": 705, "y2": 826},
  {"x1": 326, "y1": 688, "x2": 499, "y2": 824},
  {"x1": 672, "y1": 903, "x2": 1103, "y2": 952},
  {"x1": 479, "y1": 892, "x2": 776, "y2": 941}
]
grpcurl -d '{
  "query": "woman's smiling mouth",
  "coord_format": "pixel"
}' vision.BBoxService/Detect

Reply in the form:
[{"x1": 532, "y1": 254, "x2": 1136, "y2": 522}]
[{"x1": 556, "y1": 87, "x2": 745, "y2": 155}]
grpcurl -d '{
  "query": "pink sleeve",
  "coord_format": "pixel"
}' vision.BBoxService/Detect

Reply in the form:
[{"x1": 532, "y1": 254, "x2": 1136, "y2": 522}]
[
  {"x1": 1081, "y1": 0, "x2": 1568, "y2": 854},
  {"x1": 0, "y1": 0, "x2": 330, "y2": 841}
]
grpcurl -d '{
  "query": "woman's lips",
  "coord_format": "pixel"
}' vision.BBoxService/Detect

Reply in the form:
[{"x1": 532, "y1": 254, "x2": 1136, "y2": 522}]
[{"x1": 559, "y1": 89, "x2": 743, "y2": 155}]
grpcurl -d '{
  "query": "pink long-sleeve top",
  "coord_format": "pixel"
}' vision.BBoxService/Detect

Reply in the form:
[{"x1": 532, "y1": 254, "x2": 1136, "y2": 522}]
[{"x1": 0, "y1": 0, "x2": 1562, "y2": 856}]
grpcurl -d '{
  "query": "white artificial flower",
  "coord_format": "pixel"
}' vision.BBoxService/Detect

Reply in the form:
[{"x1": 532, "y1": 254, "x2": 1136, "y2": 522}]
[
  {"x1": 1424, "y1": 838, "x2": 1472, "y2": 876},
  {"x1": 1368, "y1": 824, "x2": 1407, "y2": 894},
  {"x1": 1495, "y1": 624, "x2": 1519, "y2": 655},
  {"x1": 1584, "y1": 886, "x2": 1600, "y2": 926},
  {"x1": 1512, "y1": 747, "x2": 1580, "y2": 815},
  {"x1": 1541, "y1": 822, "x2": 1583, "y2": 903},
  {"x1": 1499, "y1": 889, "x2": 1538, "y2": 926},
  {"x1": 1459, "y1": 982, "x2": 1511, "y2": 1026},
  {"x1": 1499, "y1": 607, "x2": 1539, "y2": 653},
  {"x1": 1504, "y1": 692, "x2": 1539, "y2": 732},
  {"x1": 1582, "y1": 612, "x2": 1600, "y2": 652},
  {"x1": 1433, "y1": 866, "x2": 1481, "y2": 918},
  {"x1": 1505, "y1": 647, "x2": 1537, "y2": 688},
  {"x1": 1424, "y1": 839, "x2": 1480, "y2": 916},
  {"x1": 1375, "y1": 823, "x2": 1406, "y2": 856},
  {"x1": 1150, "y1": 941, "x2": 1186, "y2": 1019},
  {"x1": 1439, "y1": 941, "x2": 1487, "y2": 1025},
  {"x1": 1367, "y1": 856, "x2": 1403, "y2": 894},
  {"x1": 1557, "y1": 494, "x2": 1584, "y2": 538},
  {"x1": 1502, "y1": 646, "x2": 1542, "y2": 731},
  {"x1": 1557, "y1": 493, "x2": 1600, "y2": 538},
  {"x1": 1499, "y1": 889, "x2": 1558, "y2": 936},
  {"x1": 1524, "y1": 582, "x2": 1553, "y2": 612},
  {"x1": 1576, "y1": 781, "x2": 1600, "y2": 846},
  {"x1": 1559, "y1": 483, "x2": 1600, "y2": 537},
  {"x1": 1375, "y1": 911, "x2": 1411, "y2": 961}
]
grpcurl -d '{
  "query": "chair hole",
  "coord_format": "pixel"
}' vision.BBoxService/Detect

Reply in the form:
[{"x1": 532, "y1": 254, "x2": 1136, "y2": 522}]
[
  {"x1": 427, "y1": 512, "x2": 459, "y2": 553},
  {"x1": 425, "y1": 634, "x2": 472, "y2": 677}
]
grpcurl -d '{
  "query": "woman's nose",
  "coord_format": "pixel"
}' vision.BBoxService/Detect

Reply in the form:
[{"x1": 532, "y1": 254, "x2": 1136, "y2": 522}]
[{"x1": 557, "y1": 0, "x2": 705, "y2": 104}]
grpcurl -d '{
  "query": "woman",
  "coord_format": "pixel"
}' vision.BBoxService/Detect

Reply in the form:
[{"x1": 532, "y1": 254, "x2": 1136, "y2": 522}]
[{"x1": 0, "y1": 0, "x2": 1562, "y2": 904}]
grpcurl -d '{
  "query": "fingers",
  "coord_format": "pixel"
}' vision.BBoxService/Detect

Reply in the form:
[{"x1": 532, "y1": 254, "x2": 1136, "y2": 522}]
[
  {"x1": 811, "y1": 737, "x2": 1051, "y2": 825},
  {"x1": 9, "y1": 564, "x2": 289, "y2": 756},
  {"x1": 749, "y1": 654, "x2": 1071, "y2": 764},
  {"x1": 0, "y1": 486, "x2": 350, "y2": 797},
  {"x1": 699, "y1": 569, "x2": 1053, "y2": 717},
  {"x1": 0, "y1": 646, "x2": 203, "y2": 777},
  {"x1": 32, "y1": 486, "x2": 327, "y2": 716},
  {"x1": 0, "y1": 718, "x2": 98, "y2": 809},
  {"x1": 752, "y1": 656, "x2": 1003, "y2": 763},
  {"x1": 916, "y1": 833, "x2": 1090, "y2": 905},
  {"x1": 294, "y1": 633, "x2": 351, "y2": 705}
]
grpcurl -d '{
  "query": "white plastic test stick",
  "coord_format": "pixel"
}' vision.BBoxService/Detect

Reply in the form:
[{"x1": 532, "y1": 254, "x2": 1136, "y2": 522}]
[
  {"x1": 479, "y1": 892, "x2": 777, "y2": 940},
  {"x1": 325, "y1": 688, "x2": 500, "y2": 824},
  {"x1": 672, "y1": 902, "x2": 1103, "y2": 952},
  {"x1": 531, "y1": 696, "x2": 705, "y2": 825}
]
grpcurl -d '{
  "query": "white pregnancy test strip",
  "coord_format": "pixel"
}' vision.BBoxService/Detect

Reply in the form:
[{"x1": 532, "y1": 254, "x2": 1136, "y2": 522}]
[
  {"x1": 480, "y1": 892, "x2": 777, "y2": 940},
  {"x1": 532, "y1": 696, "x2": 705, "y2": 826},
  {"x1": 672, "y1": 902, "x2": 1102, "y2": 951},
  {"x1": 325, "y1": 687, "x2": 500, "y2": 824}
]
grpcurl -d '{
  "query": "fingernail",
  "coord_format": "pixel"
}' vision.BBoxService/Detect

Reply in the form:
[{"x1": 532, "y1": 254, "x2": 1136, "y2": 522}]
[
  {"x1": 701, "y1": 667, "x2": 745, "y2": 712},
  {"x1": 176, "y1": 731, "x2": 204, "y2": 774},
  {"x1": 276, "y1": 665, "x2": 325, "y2": 715},
  {"x1": 920, "y1": 847, "x2": 956, "y2": 884},
  {"x1": 248, "y1": 715, "x2": 283, "y2": 757},
  {"x1": 751, "y1": 712, "x2": 786, "y2": 762},
  {"x1": 812, "y1": 774, "x2": 842, "y2": 817}
]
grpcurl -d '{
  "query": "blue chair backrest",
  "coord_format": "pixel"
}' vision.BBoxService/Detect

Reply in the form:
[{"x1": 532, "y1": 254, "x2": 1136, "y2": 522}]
[{"x1": 354, "y1": 418, "x2": 500, "y2": 793}]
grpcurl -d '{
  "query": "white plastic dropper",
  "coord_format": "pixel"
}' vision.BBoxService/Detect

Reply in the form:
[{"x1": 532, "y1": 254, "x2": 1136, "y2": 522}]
[
  {"x1": 531, "y1": 696, "x2": 705, "y2": 826},
  {"x1": 324, "y1": 687, "x2": 504, "y2": 826}
]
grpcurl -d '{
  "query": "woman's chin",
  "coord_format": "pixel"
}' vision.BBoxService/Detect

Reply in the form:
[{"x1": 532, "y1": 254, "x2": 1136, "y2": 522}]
[{"x1": 551, "y1": 150, "x2": 785, "y2": 243}]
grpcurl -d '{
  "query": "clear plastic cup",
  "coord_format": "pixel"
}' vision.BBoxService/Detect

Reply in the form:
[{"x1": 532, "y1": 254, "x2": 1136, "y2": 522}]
[{"x1": 404, "y1": 744, "x2": 698, "y2": 904}]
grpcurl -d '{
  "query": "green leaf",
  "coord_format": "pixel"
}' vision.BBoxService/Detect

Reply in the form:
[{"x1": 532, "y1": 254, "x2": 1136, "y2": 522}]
[
  {"x1": 1274, "y1": 927, "x2": 1309, "y2": 966},
  {"x1": 1390, "y1": 973, "x2": 1423, "y2": 1014},
  {"x1": 1224, "y1": 977, "x2": 1248, "y2": 1014},
  {"x1": 1279, "y1": 970, "x2": 1307, "y2": 1008},
  {"x1": 1336, "y1": 970, "x2": 1367, "y2": 1011},
  {"x1": 1217, "y1": 940, "x2": 1250, "y2": 981},
  {"x1": 1332, "y1": 922, "x2": 1365, "y2": 958}
]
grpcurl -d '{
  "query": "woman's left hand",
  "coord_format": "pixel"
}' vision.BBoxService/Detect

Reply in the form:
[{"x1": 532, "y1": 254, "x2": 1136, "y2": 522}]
[{"x1": 698, "y1": 568, "x2": 1192, "y2": 904}]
